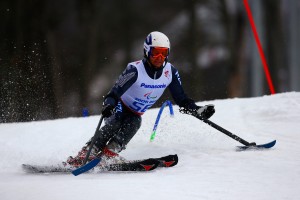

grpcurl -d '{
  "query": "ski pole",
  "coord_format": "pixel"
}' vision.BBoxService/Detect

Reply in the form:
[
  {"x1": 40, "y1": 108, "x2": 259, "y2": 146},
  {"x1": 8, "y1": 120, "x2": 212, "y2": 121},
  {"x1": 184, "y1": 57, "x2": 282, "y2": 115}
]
[
  {"x1": 180, "y1": 108, "x2": 255, "y2": 146},
  {"x1": 200, "y1": 117, "x2": 255, "y2": 146},
  {"x1": 82, "y1": 115, "x2": 104, "y2": 165},
  {"x1": 150, "y1": 100, "x2": 174, "y2": 142}
]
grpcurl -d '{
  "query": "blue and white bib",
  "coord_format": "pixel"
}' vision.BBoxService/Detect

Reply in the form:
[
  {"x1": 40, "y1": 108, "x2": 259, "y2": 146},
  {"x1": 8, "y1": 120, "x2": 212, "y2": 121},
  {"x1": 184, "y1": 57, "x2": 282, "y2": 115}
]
[{"x1": 121, "y1": 61, "x2": 172, "y2": 115}]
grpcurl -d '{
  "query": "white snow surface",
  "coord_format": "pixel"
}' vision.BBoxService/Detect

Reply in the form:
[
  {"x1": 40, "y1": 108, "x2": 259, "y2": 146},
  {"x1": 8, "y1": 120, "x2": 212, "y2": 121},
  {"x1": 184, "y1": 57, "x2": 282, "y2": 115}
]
[{"x1": 1, "y1": 92, "x2": 300, "y2": 200}]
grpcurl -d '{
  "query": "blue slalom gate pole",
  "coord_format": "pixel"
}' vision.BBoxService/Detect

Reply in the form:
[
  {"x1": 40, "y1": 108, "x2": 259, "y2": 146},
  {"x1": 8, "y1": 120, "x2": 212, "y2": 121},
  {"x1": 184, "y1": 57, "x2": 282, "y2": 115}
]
[{"x1": 150, "y1": 100, "x2": 174, "y2": 142}]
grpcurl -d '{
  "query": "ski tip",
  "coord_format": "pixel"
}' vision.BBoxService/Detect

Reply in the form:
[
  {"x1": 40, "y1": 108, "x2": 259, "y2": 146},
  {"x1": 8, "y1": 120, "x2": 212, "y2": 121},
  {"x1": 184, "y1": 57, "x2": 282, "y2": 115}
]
[
  {"x1": 269, "y1": 140, "x2": 276, "y2": 147},
  {"x1": 159, "y1": 154, "x2": 178, "y2": 167},
  {"x1": 257, "y1": 140, "x2": 276, "y2": 148},
  {"x1": 22, "y1": 164, "x2": 34, "y2": 173},
  {"x1": 236, "y1": 140, "x2": 276, "y2": 151},
  {"x1": 71, "y1": 158, "x2": 101, "y2": 176}
]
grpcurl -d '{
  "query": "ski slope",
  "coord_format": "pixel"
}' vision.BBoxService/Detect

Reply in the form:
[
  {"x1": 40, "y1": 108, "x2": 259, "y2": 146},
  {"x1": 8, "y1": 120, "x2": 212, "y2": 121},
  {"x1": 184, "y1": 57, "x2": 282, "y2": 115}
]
[{"x1": 1, "y1": 92, "x2": 300, "y2": 200}]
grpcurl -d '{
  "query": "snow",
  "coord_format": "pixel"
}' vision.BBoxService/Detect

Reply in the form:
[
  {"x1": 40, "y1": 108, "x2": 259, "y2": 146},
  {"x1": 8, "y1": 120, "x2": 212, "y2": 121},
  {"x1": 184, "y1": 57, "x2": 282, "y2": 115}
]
[{"x1": 1, "y1": 92, "x2": 300, "y2": 200}]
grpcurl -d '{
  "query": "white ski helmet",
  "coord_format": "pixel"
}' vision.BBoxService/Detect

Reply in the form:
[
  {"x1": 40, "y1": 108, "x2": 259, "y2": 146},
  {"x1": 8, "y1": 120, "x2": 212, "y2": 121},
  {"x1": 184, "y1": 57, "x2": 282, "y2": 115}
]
[{"x1": 144, "y1": 31, "x2": 170, "y2": 59}]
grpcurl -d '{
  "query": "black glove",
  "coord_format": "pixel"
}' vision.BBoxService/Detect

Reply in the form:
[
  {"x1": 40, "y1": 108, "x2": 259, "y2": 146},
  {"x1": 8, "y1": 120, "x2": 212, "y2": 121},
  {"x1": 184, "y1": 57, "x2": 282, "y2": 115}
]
[
  {"x1": 196, "y1": 104, "x2": 215, "y2": 119},
  {"x1": 101, "y1": 104, "x2": 114, "y2": 118},
  {"x1": 180, "y1": 98, "x2": 198, "y2": 111}
]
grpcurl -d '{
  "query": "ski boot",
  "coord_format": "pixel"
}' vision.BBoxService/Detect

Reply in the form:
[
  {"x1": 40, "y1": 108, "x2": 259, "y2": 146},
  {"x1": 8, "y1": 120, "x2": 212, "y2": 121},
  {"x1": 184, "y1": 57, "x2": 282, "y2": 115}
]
[
  {"x1": 64, "y1": 144, "x2": 99, "y2": 168},
  {"x1": 99, "y1": 141, "x2": 127, "y2": 166}
]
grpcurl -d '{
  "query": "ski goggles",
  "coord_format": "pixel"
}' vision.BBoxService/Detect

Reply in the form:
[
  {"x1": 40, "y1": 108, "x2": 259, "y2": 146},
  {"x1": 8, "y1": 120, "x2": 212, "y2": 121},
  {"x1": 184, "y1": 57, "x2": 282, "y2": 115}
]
[{"x1": 150, "y1": 47, "x2": 169, "y2": 58}]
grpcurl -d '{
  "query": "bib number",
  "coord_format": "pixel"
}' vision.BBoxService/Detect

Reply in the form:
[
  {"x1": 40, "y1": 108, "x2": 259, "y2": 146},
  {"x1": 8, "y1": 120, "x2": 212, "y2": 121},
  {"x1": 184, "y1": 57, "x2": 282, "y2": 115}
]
[{"x1": 130, "y1": 101, "x2": 154, "y2": 113}]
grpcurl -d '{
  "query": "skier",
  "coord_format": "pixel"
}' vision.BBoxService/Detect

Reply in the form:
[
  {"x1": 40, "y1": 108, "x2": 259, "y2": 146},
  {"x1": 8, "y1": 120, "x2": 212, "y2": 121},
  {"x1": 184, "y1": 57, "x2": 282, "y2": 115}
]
[{"x1": 66, "y1": 31, "x2": 215, "y2": 167}]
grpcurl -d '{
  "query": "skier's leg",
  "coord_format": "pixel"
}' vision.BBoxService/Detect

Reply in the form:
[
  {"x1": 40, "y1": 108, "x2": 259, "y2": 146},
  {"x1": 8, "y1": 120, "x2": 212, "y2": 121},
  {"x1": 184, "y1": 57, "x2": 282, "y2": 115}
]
[
  {"x1": 93, "y1": 116, "x2": 121, "y2": 150},
  {"x1": 105, "y1": 112, "x2": 142, "y2": 155},
  {"x1": 66, "y1": 113, "x2": 122, "y2": 167},
  {"x1": 66, "y1": 101, "x2": 141, "y2": 167}
]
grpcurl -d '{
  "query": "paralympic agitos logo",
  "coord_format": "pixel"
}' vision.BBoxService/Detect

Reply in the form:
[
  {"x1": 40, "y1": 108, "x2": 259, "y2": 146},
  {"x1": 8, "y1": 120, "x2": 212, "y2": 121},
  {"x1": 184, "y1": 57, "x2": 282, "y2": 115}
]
[
  {"x1": 144, "y1": 92, "x2": 157, "y2": 99},
  {"x1": 144, "y1": 91, "x2": 157, "y2": 100},
  {"x1": 140, "y1": 83, "x2": 166, "y2": 89}
]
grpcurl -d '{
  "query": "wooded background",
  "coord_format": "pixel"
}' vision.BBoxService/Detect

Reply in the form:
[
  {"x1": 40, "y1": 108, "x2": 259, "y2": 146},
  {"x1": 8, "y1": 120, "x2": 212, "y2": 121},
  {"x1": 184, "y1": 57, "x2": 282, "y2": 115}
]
[{"x1": 1, "y1": 0, "x2": 299, "y2": 122}]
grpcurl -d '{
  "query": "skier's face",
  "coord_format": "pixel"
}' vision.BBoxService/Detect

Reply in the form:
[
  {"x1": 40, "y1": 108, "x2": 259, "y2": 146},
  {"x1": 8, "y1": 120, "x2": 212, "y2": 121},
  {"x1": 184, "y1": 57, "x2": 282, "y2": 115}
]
[{"x1": 149, "y1": 47, "x2": 168, "y2": 68}]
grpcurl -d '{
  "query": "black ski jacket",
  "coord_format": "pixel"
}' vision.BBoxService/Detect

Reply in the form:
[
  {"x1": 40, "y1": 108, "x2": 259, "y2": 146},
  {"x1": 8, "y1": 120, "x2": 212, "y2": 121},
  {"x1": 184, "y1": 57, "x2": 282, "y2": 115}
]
[{"x1": 104, "y1": 59, "x2": 196, "y2": 112}]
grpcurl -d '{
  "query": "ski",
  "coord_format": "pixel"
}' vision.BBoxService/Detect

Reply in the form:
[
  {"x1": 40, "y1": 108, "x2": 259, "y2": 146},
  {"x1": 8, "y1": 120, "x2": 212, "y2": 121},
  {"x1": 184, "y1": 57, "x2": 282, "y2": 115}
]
[
  {"x1": 155, "y1": 154, "x2": 178, "y2": 167},
  {"x1": 236, "y1": 140, "x2": 276, "y2": 151},
  {"x1": 22, "y1": 154, "x2": 178, "y2": 174},
  {"x1": 102, "y1": 154, "x2": 178, "y2": 171},
  {"x1": 102, "y1": 158, "x2": 160, "y2": 172},
  {"x1": 22, "y1": 163, "x2": 73, "y2": 173}
]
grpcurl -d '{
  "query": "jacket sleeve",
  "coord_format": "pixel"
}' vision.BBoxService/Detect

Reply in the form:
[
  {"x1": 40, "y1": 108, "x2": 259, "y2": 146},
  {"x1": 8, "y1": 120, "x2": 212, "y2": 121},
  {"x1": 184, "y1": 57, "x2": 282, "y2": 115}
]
[
  {"x1": 168, "y1": 65, "x2": 198, "y2": 109},
  {"x1": 103, "y1": 64, "x2": 138, "y2": 107}
]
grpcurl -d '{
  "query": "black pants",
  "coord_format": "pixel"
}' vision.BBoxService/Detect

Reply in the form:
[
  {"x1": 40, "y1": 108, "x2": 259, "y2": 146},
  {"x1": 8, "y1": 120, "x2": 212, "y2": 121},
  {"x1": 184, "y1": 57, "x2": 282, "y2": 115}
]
[{"x1": 93, "y1": 101, "x2": 142, "y2": 152}]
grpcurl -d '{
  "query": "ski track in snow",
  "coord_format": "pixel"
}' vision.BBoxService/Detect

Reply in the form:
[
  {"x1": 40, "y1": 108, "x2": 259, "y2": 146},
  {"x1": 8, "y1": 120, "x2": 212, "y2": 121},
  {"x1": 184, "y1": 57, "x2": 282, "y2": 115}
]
[{"x1": 1, "y1": 92, "x2": 300, "y2": 200}]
